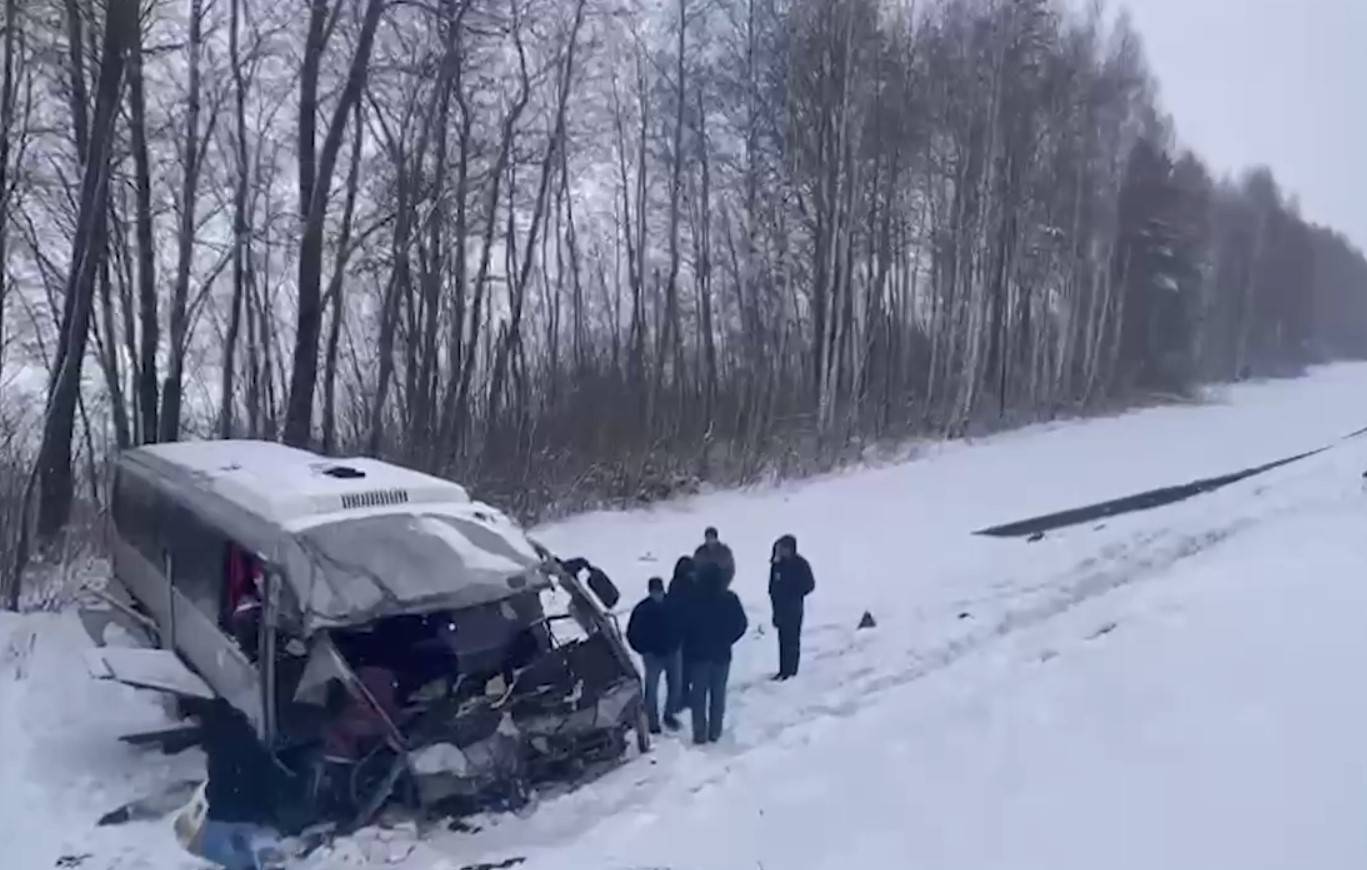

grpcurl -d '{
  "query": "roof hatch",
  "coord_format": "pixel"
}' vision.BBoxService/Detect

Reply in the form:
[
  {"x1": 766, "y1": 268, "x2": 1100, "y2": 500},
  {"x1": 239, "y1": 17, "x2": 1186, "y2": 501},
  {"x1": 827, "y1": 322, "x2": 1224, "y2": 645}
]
[{"x1": 322, "y1": 465, "x2": 366, "y2": 480}]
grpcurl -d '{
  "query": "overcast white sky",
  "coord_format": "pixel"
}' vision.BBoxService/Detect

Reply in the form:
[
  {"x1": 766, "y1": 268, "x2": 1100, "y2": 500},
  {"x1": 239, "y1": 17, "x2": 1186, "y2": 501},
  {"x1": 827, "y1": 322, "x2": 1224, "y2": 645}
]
[{"x1": 1119, "y1": 0, "x2": 1367, "y2": 248}]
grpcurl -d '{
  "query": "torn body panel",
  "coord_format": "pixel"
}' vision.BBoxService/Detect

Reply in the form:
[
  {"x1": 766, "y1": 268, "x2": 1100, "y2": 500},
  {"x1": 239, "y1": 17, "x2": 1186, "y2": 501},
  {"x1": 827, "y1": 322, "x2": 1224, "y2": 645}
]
[{"x1": 85, "y1": 647, "x2": 216, "y2": 700}]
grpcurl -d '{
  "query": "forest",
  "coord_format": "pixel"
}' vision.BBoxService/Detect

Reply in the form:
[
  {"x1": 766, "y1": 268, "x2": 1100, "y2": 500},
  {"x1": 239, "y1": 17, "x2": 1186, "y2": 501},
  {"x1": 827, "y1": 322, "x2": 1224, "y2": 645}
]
[{"x1": 3, "y1": 0, "x2": 1367, "y2": 604}]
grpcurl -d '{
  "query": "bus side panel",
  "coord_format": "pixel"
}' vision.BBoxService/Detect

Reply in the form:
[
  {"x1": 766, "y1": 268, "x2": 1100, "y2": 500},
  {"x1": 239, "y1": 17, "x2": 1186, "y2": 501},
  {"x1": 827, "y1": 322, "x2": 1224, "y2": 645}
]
[
  {"x1": 170, "y1": 586, "x2": 263, "y2": 733},
  {"x1": 113, "y1": 461, "x2": 264, "y2": 733},
  {"x1": 162, "y1": 499, "x2": 265, "y2": 735},
  {"x1": 109, "y1": 537, "x2": 171, "y2": 642}
]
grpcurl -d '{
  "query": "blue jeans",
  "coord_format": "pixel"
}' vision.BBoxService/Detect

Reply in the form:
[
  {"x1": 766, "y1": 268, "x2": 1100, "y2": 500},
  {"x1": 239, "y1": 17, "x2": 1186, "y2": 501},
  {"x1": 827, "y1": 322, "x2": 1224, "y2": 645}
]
[
  {"x1": 689, "y1": 659, "x2": 731, "y2": 743},
  {"x1": 641, "y1": 650, "x2": 683, "y2": 730},
  {"x1": 198, "y1": 819, "x2": 283, "y2": 869}
]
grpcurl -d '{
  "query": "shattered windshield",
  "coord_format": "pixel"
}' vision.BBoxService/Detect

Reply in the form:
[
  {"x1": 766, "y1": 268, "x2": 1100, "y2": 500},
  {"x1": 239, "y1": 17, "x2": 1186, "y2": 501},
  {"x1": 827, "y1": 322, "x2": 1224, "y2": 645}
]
[{"x1": 294, "y1": 512, "x2": 547, "y2": 624}]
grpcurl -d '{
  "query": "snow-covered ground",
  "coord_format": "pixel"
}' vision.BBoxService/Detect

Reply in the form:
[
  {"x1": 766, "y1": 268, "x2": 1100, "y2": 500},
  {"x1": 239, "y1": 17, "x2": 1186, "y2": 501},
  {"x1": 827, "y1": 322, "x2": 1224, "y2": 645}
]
[{"x1": 7, "y1": 365, "x2": 1367, "y2": 869}]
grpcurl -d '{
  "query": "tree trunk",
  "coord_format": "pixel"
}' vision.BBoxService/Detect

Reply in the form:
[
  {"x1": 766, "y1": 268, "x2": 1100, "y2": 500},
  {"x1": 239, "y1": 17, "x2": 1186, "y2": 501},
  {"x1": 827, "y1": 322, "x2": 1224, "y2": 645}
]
[
  {"x1": 110, "y1": 203, "x2": 141, "y2": 437},
  {"x1": 694, "y1": 88, "x2": 717, "y2": 425},
  {"x1": 659, "y1": 0, "x2": 687, "y2": 402},
  {"x1": 368, "y1": 54, "x2": 447, "y2": 456},
  {"x1": 484, "y1": 0, "x2": 586, "y2": 452},
  {"x1": 96, "y1": 249, "x2": 130, "y2": 447},
  {"x1": 127, "y1": 20, "x2": 158, "y2": 443},
  {"x1": 367, "y1": 146, "x2": 411, "y2": 457},
  {"x1": 322, "y1": 99, "x2": 364, "y2": 455},
  {"x1": 452, "y1": 0, "x2": 533, "y2": 442},
  {"x1": 159, "y1": 0, "x2": 209, "y2": 443},
  {"x1": 412, "y1": 3, "x2": 459, "y2": 465},
  {"x1": 220, "y1": 0, "x2": 250, "y2": 439},
  {"x1": 563, "y1": 145, "x2": 585, "y2": 379},
  {"x1": 284, "y1": 0, "x2": 385, "y2": 448},
  {"x1": 35, "y1": 0, "x2": 135, "y2": 541},
  {"x1": 62, "y1": 0, "x2": 88, "y2": 161},
  {"x1": 299, "y1": 0, "x2": 326, "y2": 228},
  {"x1": 0, "y1": 0, "x2": 16, "y2": 396},
  {"x1": 50, "y1": 0, "x2": 89, "y2": 390},
  {"x1": 437, "y1": 3, "x2": 473, "y2": 464}
]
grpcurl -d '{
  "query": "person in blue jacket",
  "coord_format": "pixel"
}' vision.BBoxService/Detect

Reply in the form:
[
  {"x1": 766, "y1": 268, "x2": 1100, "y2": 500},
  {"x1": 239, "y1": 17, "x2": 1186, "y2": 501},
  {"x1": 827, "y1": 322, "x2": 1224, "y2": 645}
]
[
  {"x1": 680, "y1": 561, "x2": 748, "y2": 744},
  {"x1": 627, "y1": 577, "x2": 683, "y2": 733}
]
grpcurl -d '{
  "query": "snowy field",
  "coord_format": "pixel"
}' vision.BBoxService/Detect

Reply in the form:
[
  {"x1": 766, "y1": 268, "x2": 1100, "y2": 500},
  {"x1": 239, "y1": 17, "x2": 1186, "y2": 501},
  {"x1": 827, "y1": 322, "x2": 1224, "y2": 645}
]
[{"x1": 6, "y1": 365, "x2": 1367, "y2": 869}]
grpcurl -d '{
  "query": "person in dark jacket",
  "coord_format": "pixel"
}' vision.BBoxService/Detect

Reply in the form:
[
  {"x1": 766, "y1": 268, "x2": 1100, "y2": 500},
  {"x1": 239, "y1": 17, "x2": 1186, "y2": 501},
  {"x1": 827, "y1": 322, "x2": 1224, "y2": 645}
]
[
  {"x1": 196, "y1": 699, "x2": 287, "y2": 869},
  {"x1": 681, "y1": 562, "x2": 748, "y2": 744},
  {"x1": 627, "y1": 577, "x2": 683, "y2": 732},
  {"x1": 693, "y1": 527, "x2": 736, "y2": 588},
  {"x1": 667, "y1": 555, "x2": 697, "y2": 603},
  {"x1": 769, "y1": 534, "x2": 815, "y2": 680},
  {"x1": 666, "y1": 556, "x2": 699, "y2": 708}
]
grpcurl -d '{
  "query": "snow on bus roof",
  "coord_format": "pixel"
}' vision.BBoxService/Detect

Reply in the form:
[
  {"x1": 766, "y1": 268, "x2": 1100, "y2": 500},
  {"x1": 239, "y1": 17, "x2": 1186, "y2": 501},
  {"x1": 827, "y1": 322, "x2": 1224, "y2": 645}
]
[
  {"x1": 123, "y1": 440, "x2": 549, "y2": 632},
  {"x1": 132, "y1": 439, "x2": 471, "y2": 525}
]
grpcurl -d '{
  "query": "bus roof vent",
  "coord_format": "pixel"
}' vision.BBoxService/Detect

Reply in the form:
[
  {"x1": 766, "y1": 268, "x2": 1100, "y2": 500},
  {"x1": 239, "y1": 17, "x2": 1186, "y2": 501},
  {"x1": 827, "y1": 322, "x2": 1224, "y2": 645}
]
[
  {"x1": 322, "y1": 465, "x2": 366, "y2": 480},
  {"x1": 340, "y1": 489, "x2": 410, "y2": 510}
]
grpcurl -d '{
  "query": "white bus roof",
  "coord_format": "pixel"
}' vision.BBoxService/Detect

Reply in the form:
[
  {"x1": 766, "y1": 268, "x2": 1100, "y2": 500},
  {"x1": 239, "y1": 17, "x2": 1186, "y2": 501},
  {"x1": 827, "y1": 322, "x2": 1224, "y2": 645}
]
[
  {"x1": 120, "y1": 440, "x2": 547, "y2": 632},
  {"x1": 135, "y1": 439, "x2": 473, "y2": 528}
]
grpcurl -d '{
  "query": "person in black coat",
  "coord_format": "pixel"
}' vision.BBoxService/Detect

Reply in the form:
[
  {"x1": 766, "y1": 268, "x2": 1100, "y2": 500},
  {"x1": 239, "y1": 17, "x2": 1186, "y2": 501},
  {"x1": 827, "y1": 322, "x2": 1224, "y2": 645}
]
[
  {"x1": 769, "y1": 534, "x2": 815, "y2": 680},
  {"x1": 680, "y1": 562, "x2": 748, "y2": 744},
  {"x1": 667, "y1": 555, "x2": 697, "y2": 603},
  {"x1": 693, "y1": 527, "x2": 736, "y2": 588},
  {"x1": 666, "y1": 556, "x2": 698, "y2": 708},
  {"x1": 627, "y1": 577, "x2": 683, "y2": 733}
]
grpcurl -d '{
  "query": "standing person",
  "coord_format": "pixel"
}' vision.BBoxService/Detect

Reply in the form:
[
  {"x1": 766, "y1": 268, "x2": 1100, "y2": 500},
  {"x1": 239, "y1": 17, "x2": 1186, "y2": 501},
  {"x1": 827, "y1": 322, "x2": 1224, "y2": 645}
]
[
  {"x1": 694, "y1": 526, "x2": 736, "y2": 588},
  {"x1": 681, "y1": 562, "x2": 748, "y2": 745},
  {"x1": 769, "y1": 534, "x2": 815, "y2": 680},
  {"x1": 667, "y1": 555, "x2": 697, "y2": 602},
  {"x1": 192, "y1": 699, "x2": 287, "y2": 869},
  {"x1": 627, "y1": 577, "x2": 683, "y2": 733},
  {"x1": 666, "y1": 556, "x2": 698, "y2": 708}
]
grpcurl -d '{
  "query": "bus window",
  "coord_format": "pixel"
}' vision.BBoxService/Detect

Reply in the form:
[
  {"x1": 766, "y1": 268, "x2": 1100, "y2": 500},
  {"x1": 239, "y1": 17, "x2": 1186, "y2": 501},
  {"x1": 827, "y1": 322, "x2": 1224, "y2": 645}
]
[
  {"x1": 164, "y1": 504, "x2": 228, "y2": 623},
  {"x1": 225, "y1": 544, "x2": 263, "y2": 661},
  {"x1": 112, "y1": 472, "x2": 161, "y2": 565}
]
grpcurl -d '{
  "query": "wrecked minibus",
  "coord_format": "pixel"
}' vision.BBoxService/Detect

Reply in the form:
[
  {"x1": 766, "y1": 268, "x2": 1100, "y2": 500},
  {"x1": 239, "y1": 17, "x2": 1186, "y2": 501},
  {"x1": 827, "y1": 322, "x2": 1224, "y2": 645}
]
[{"x1": 87, "y1": 439, "x2": 647, "y2": 831}]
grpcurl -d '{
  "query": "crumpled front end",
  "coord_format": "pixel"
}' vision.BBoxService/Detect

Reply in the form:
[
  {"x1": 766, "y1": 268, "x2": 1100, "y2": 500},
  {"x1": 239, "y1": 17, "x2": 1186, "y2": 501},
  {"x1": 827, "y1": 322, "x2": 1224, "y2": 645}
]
[
  {"x1": 405, "y1": 632, "x2": 642, "y2": 808},
  {"x1": 283, "y1": 554, "x2": 645, "y2": 827}
]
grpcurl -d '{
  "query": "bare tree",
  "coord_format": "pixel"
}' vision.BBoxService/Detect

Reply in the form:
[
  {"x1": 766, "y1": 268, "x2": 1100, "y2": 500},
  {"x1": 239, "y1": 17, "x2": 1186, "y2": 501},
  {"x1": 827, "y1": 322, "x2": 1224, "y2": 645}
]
[
  {"x1": 33, "y1": 0, "x2": 137, "y2": 544},
  {"x1": 127, "y1": 5, "x2": 158, "y2": 443},
  {"x1": 656, "y1": 0, "x2": 689, "y2": 415},
  {"x1": 283, "y1": 0, "x2": 386, "y2": 448},
  {"x1": 219, "y1": 0, "x2": 251, "y2": 438},
  {"x1": 484, "y1": 0, "x2": 588, "y2": 454},
  {"x1": 159, "y1": 0, "x2": 217, "y2": 442},
  {"x1": 321, "y1": 98, "x2": 364, "y2": 455},
  {"x1": 0, "y1": 0, "x2": 21, "y2": 394},
  {"x1": 0, "y1": 0, "x2": 1364, "y2": 552}
]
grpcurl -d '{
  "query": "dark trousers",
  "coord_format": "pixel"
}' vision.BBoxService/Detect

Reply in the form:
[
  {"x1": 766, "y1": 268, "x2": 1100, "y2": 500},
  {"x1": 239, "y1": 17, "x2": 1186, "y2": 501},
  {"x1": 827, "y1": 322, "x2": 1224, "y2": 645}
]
[
  {"x1": 688, "y1": 659, "x2": 731, "y2": 743},
  {"x1": 678, "y1": 660, "x2": 694, "y2": 710},
  {"x1": 778, "y1": 619, "x2": 802, "y2": 677}
]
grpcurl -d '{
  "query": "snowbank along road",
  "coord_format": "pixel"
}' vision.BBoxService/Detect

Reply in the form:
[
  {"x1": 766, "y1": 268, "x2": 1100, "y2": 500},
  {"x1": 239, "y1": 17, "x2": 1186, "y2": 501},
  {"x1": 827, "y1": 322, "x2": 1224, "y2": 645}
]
[{"x1": 6, "y1": 364, "x2": 1367, "y2": 870}]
